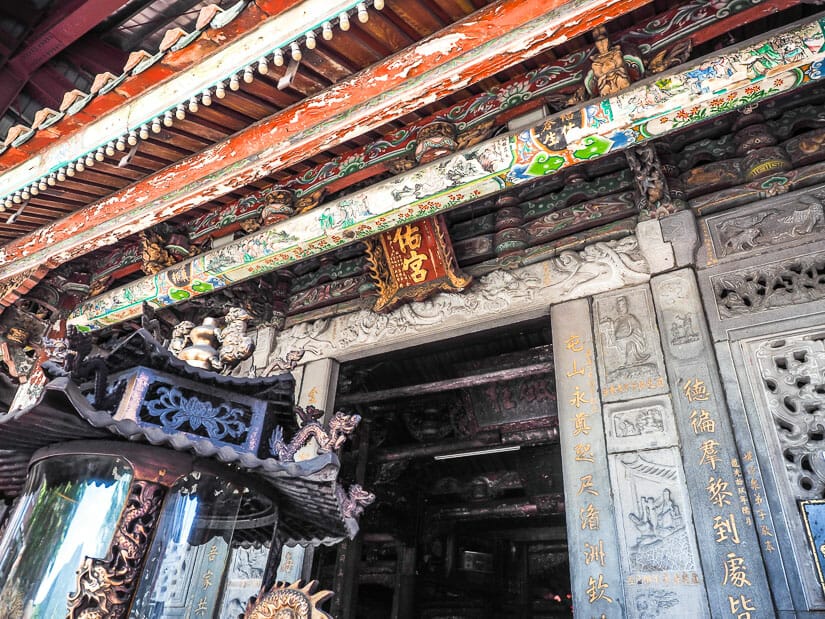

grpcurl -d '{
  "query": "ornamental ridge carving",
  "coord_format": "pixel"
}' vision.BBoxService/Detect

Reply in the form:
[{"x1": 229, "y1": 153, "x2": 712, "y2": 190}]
[
  {"x1": 754, "y1": 332, "x2": 825, "y2": 499},
  {"x1": 67, "y1": 480, "x2": 165, "y2": 619},
  {"x1": 712, "y1": 252, "x2": 825, "y2": 319},
  {"x1": 243, "y1": 580, "x2": 333, "y2": 619},
  {"x1": 144, "y1": 385, "x2": 247, "y2": 441},
  {"x1": 268, "y1": 236, "x2": 649, "y2": 364},
  {"x1": 269, "y1": 407, "x2": 361, "y2": 461}
]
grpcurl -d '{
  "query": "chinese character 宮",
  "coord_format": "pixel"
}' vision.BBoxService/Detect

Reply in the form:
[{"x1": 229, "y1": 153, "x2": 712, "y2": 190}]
[{"x1": 402, "y1": 250, "x2": 429, "y2": 282}]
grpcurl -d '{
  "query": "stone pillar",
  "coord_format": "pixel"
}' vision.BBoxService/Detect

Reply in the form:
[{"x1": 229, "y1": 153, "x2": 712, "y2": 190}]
[
  {"x1": 593, "y1": 284, "x2": 709, "y2": 618},
  {"x1": 651, "y1": 268, "x2": 773, "y2": 616},
  {"x1": 551, "y1": 298, "x2": 625, "y2": 616},
  {"x1": 297, "y1": 358, "x2": 340, "y2": 413}
]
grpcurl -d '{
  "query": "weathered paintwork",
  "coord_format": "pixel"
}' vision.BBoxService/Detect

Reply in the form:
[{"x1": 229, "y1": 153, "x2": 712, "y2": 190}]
[
  {"x1": 0, "y1": 0, "x2": 652, "y2": 282},
  {"x1": 66, "y1": 16, "x2": 825, "y2": 330}
]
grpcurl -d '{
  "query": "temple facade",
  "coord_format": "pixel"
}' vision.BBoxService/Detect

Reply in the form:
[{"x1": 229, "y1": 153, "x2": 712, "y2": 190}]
[{"x1": 0, "y1": 0, "x2": 824, "y2": 617}]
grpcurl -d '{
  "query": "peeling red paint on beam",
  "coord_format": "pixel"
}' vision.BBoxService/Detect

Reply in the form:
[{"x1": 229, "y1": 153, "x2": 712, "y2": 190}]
[
  {"x1": 0, "y1": 0, "x2": 651, "y2": 282},
  {"x1": 66, "y1": 15, "x2": 825, "y2": 330},
  {"x1": 0, "y1": 0, "x2": 307, "y2": 172}
]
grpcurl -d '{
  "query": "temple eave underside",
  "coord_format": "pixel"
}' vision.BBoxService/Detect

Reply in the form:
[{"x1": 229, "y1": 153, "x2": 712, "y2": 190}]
[{"x1": 2, "y1": 0, "x2": 825, "y2": 616}]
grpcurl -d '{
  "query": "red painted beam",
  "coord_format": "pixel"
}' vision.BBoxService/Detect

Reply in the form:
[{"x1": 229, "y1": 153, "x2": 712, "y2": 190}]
[
  {"x1": 0, "y1": 0, "x2": 652, "y2": 280},
  {"x1": 63, "y1": 38, "x2": 129, "y2": 76},
  {"x1": 25, "y1": 66, "x2": 78, "y2": 109},
  {"x1": 0, "y1": 0, "x2": 133, "y2": 116}
]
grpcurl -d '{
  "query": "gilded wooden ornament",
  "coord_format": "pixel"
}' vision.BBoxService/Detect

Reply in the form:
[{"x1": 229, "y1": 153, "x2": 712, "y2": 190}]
[
  {"x1": 364, "y1": 215, "x2": 471, "y2": 312},
  {"x1": 67, "y1": 480, "x2": 165, "y2": 619},
  {"x1": 244, "y1": 580, "x2": 333, "y2": 619}
]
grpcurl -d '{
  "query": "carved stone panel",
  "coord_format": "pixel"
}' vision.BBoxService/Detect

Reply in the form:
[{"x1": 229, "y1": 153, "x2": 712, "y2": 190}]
[
  {"x1": 609, "y1": 448, "x2": 709, "y2": 619},
  {"x1": 699, "y1": 185, "x2": 825, "y2": 266},
  {"x1": 652, "y1": 269, "x2": 773, "y2": 617},
  {"x1": 218, "y1": 544, "x2": 269, "y2": 619},
  {"x1": 699, "y1": 242, "x2": 825, "y2": 341},
  {"x1": 551, "y1": 299, "x2": 625, "y2": 615},
  {"x1": 593, "y1": 286, "x2": 668, "y2": 402},
  {"x1": 269, "y1": 236, "x2": 650, "y2": 368},
  {"x1": 738, "y1": 325, "x2": 825, "y2": 608},
  {"x1": 752, "y1": 331, "x2": 825, "y2": 500},
  {"x1": 604, "y1": 395, "x2": 678, "y2": 453}
]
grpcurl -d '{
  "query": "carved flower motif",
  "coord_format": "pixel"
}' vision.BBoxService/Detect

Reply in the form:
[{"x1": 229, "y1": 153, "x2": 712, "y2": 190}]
[{"x1": 145, "y1": 386, "x2": 246, "y2": 440}]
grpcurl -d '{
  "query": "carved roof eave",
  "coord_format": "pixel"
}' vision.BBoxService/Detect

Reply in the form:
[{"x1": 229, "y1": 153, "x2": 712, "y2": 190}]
[
  {"x1": 0, "y1": 0, "x2": 369, "y2": 200},
  {"x1": 58, "y1": 14, "x2": 825, "y2": 332},
  {"x1": 0, "y1": 376, "x2": 359, "y2": 543}
]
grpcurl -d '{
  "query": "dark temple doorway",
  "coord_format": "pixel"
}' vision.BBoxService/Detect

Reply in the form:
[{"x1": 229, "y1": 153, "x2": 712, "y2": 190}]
[{"x1": 313, "y1": 318, "x2": 572, "y2": 618}]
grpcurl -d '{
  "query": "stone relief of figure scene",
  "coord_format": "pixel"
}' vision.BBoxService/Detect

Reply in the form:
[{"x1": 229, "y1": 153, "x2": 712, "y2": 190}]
[
  {"x1": 669, "y1": 313, "x2": 700, "y2": 346},
  {"x1": 598, "y1": 294, "x2": 657, "y2": 382},
  {"x1": 627, "y1": 485, "x2": 692, "y2": 572}
]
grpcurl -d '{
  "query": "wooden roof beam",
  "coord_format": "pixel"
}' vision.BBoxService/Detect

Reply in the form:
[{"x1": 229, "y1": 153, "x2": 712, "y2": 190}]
[
  {"x1": 0, "y1": 0, "x2": 652, "y2": 282},
  {"x1": 0, "y1": 0, "x2": 135, "y2": 115}
]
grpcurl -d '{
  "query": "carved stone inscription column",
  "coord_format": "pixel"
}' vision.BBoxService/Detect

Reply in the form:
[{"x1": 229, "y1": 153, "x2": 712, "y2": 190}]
[
  {"x1": 551, "y1": 299, "x2": 625, "y2": 616},
  {"x1": 594, "y1": 285, "x2": 709, "y2": 618},
  {"x1": 651, "y1": 269, "x2": 772, "y2": 616}
]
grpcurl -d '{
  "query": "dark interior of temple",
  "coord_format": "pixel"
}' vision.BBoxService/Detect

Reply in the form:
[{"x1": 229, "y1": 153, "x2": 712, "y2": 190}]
[{"x1": 311, "y1": 319, "x2": 570, "y2": 618}]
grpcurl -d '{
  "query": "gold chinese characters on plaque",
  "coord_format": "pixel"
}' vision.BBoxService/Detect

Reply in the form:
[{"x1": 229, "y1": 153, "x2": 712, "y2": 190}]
[{"x1": 365, "y1": 215, "x2": 471, "y2": 312}]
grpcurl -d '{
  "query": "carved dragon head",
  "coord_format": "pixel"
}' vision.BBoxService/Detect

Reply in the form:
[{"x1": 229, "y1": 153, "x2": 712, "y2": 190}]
[{"x1": 328, "y1": 411, "x2": 362, "y2": 449}]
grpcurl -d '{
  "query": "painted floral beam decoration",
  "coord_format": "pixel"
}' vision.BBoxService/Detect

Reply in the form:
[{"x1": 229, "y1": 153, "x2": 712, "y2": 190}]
[{"x1": 68, "y1": 15, "x2": 825, "y2": 331}]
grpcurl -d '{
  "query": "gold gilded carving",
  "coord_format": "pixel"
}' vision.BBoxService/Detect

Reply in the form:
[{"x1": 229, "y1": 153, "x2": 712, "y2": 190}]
[
  {"x1": 589, "y1": 27, "x2": 631, "y2": 96},
  {"x1": 67, "y1": 480, "x2": 165, "y2": 619},
  {"x1": 244, "y1": 580, "x2": 333, "y2": 619},
  {"x1": 365, "y1": 215, "x2": 471, "y2": 312}
]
